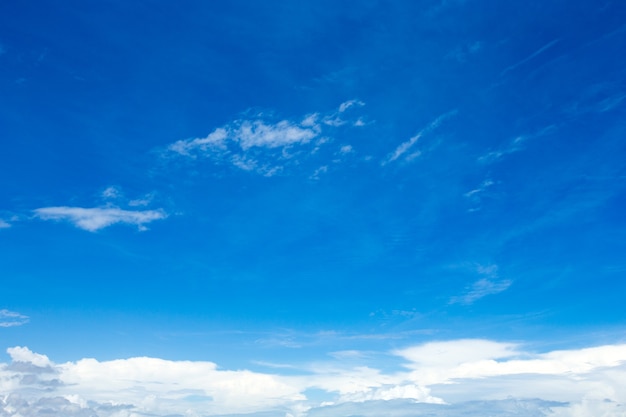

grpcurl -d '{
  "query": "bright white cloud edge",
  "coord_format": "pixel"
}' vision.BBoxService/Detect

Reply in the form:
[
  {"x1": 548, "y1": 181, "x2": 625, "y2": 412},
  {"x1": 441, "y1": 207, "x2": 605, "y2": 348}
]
[{"x1": 2, "y1": 339, "x2": 625, "y2": 417}]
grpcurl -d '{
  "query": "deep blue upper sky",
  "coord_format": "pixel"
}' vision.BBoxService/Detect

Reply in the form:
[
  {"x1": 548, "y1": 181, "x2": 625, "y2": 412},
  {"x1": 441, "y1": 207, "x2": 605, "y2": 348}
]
[{"x1": 1, "y1": 3, "x2": 625, "y2": 412}]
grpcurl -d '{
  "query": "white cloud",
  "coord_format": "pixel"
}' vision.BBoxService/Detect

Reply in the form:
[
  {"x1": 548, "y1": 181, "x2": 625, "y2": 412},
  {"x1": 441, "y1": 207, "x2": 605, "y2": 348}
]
[
  {"x1": 464, "y1": 179, "x2": 494, "y2": 198},
  {"x1": 395, "y1": 339, "x2": 519, "y2": 369},
  {"x1": 0, "y1": 219, "x2": 10, "y2": 229},
  {"x1": 169, "y1": 127, "x2": 229, "y2": 156},
  {"x1": 383, "y1": 133, "x2": 421, "y2": 165},
  {"x1": 101, "y1": 186, "x2": 122, "y2": 200},
  {"x1": 237, "y1": 120, "x2": 319, "y2": 150},
  {"x1": 167, "y1": 105, "x2": 368, "y2": 176},
  {"x1": 383, "y1": 110, "x2": 457, "y2": 165},
  {"x1": 168, "y1": 116, "x2": 321, "y2": 175},
  {"x1": 7, "y1": 346, "x2": 52, "y2": 367},
  {"x1": 3, "y1": 341, "x2": 626, "y2": 416},
  {"x1": 339, "y1": 145, "x2": 353, "y2": 154},
  {"x1": 1, "y1": 347, "x2": 304, "y2": 417},
  {"x1": 0, "y1": 309, "x2": 29, "y2": 327},
  {"x1": 169, "y1": 118, "x2": 319, "y2": 155},
  {"x1": 33, "y1": 206, "x2": 167, "y2": 232},
  {"x1": 338, "y1": 99, "x2": 365, "y2": 113},
  {"x1": 309, "y1": 165, "x2": 328, "y2": 180},
  {"x1": 128, "y1": 192, "x2": 156, "y2": 207}
]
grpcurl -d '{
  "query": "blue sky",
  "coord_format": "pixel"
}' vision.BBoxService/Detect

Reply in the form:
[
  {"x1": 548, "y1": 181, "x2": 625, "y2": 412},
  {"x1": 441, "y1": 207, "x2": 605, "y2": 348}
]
[{"x1": 1, "y1": 1, "x2": 626, "y2": 416}]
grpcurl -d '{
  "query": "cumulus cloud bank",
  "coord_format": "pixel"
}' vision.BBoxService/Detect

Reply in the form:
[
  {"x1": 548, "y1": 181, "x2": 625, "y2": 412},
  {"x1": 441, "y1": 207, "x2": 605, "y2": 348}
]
[{"x1": 2, "y1": 340, "x2": 626, "y2": 417}]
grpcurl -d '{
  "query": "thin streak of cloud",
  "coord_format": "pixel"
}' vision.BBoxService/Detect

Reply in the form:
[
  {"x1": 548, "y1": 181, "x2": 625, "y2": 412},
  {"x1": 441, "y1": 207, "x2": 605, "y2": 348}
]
[
  {"x1": 33, "y1": 206, "x2": 167, "y2": 232},
  {"x1": 0, "y1": 219, "x2": 11, "y2": 229},
  {"x1": 500, "y1": 39, "x2": 560, "y2": 76},
  {"x1": 0, "y1": 309, "x2": 29, "y2": 327},
  {"x1": 382, "y1": 110, "x2": 457, "y2": 166},
  {"x1": 478, "y1": 125, "x2": 556, "y2": 164}
]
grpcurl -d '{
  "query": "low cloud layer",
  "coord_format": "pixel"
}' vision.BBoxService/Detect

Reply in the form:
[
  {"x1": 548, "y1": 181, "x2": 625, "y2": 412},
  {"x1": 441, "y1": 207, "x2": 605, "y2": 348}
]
[{"x1": 1, "y1": 340, "x2": 625, "y2": 417}]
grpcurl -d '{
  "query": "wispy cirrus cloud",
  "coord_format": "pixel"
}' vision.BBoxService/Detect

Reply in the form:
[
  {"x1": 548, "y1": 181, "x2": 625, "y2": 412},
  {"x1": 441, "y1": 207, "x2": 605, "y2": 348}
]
[
  {"x1": 500, "y1": 38, "x2": 560, "y2": 77},
  {"x1": 167, "y1": 101, "x2": 367, "y2": 176},
  {"x1": 338, "y1": 99, "x2": 365, "y2": 113},
  {"x1": 449, "y1": 264, "x2": 512, "y2": 305},
  {"x1": 0, "y1": 219, "x2": 10, "y2": 229},
  {"x1": 478, "y1": 124, "x2": 555, "y2": 164},
  {"x1": 0, "y1": 309, "x2": 29, "y2": 327},
  {"x1": 33, "y1": 206, "x2": 167, "y2": 232},
  {"x1": 464, "y1": 179, "x2": 495, "y2": 211},
  {"x1": 382, "y1": 110, "x2": 457, "y2": 166}
]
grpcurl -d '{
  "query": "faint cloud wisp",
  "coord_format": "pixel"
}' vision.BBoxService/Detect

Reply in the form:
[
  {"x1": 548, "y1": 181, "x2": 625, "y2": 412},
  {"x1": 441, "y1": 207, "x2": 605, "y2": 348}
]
[
  {"x1": 449, "y1": 264, "x2": 512, "y2": 305},
  {"x1": 0, "y1": 309, "x2": 29, "y2": 327}
]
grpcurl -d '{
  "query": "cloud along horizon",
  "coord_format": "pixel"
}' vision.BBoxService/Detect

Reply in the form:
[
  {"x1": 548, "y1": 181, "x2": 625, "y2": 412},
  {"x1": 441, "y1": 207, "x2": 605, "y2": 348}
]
[{"x1": 1, "y1": 340, "x2": 625, "y2": 417}]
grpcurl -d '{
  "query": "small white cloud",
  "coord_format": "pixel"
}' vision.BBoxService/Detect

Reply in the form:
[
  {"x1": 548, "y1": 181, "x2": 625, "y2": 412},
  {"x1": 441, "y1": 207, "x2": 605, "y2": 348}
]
[
  {"x1": 7, "y1": 346, "x2": 51, "y2": 367},
  {"x1": 166, "y1": 104, "x2": 369, "y2": 176},
  {"x1": 128, "y1": 192, "x2": 156, "y2": 207},
  {"x1": 0, "y1": 309, "x2": 29, "y2": 327},
  {"x1": 301, "y1": 113, "x2": 319, "y2": 127},
  {"x1": 237, "y1": 119, "x2": 319, "y2": 150},
  {"x1": 101, "y1": 186, "x2": 122, "y2": 200},
  {"x1": 338, "y1": 99, "x2": 365, "y2": 113},
  {"x1": 339, "y1": 145, "x2": 353, "y2": 154},
  {"x1": 168, "y1": 127, "x2": 229, "y2": 156},
  {"x1": 322, "y1": 116, "x2": 346, "y2": 127},
  {"x1": 383, "y1": 133, "x2": 421, "y2": 165},
  {"x1": 33, "y1": 206, "x2": 167, "y2": 232},
  {"x1": 464, "y1": 179, "x2": 494, "y2": 198},
  {"x1": 0, "y1": 219, "x2": 10, "y2": 229},
  {"x1": 309, "y1": 165, "x2": 328, "y2": 180}
]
